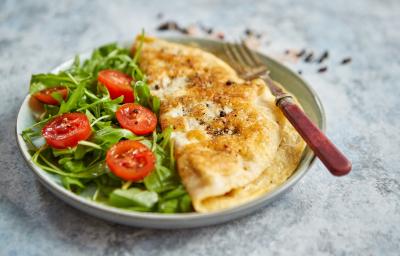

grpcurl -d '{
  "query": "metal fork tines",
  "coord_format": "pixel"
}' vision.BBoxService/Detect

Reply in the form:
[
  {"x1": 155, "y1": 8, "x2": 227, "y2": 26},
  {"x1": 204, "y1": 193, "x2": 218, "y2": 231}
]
[
  {"x1": 223, "y1": 41, "x2": 269, "y2": 80},
  {"x1": 223, "y1": 41, "x2": 291, "y2": 102}
]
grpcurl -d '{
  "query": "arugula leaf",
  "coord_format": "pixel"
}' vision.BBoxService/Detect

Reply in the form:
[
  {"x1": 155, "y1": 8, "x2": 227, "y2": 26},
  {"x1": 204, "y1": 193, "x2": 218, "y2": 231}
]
[
  {"x1": 93, "y1": 127, "x2": 138, "y2": 149},
  {"x1": 133, "y1": 81, "x2": 161, "y2": 115},
  {"x1": 29, "y1": 73, "x2": 77, "y2": 94},
  {"x1": 158, "y1": 198, "x2": 179, "y2": 213},
  {"x1": 61, "y1": 176, "x2": 85, "y2": 191},
  {"x1": 162, "y1": 185, "x2": 187, "y2": 200},
  {"x1": 58, "y1": 81, "x2": 85, "y2": 114},
  {"x1": 74, "y1": 144, "x2": 94, "y2": 160},
  {"x1": 50, "y1": 91, "x2": 64, "y2": 104},
  {"x1": 21, "y1": 128, "x2": 40, "y2": 151},
  {"x1": 158, "y1": 187, "x2": 192, "y2": 213},
  {"x1": 179, "y1": 194, "x2": 192, "y2": 212},
  {"x1": 108, "y1": 188, "x2": 158, "y2": 209},
  {"x1": 151, "y1": 96, "x2": 161, "y2": 116},
  {"x1": 133, "y1": 81, "x2": 151, "y2": 107},
  {"x1": 101, "y1": 96, "x2": 123, "y2": 116},
  {"x1": 143, "y1": 165, "x2": 179, "y2": 193},
  {"x1": 52, "y1": 147, "x2": 75, "y2": 157},
  {"x1": 62, "y1": 159, "x2": 85, "y2": 173}
]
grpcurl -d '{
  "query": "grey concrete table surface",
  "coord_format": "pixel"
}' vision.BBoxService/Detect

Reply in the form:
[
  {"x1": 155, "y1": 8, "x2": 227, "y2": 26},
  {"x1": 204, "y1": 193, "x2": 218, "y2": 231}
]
[{"x1": 0, "y1": 0, "x2": 399, "y2": 255}]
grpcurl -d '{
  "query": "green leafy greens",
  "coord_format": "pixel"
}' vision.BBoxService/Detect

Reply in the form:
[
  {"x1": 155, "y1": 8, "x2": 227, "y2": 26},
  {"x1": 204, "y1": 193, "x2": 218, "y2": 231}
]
[{"x1": 21, "y1": 37, "x2": 192, "y2": 213}]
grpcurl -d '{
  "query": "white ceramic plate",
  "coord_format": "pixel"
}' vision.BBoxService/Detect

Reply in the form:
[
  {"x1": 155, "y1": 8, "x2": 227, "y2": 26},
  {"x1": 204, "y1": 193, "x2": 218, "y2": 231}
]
[{"x1": 16, "y1": 37, "x2": 325, "y2": 229}]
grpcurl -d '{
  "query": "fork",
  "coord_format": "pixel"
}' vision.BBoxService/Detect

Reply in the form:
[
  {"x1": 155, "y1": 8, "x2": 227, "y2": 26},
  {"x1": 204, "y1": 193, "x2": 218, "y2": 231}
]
[{"x1": 223, "y1": 42, "x2": 352, "y2": 176}]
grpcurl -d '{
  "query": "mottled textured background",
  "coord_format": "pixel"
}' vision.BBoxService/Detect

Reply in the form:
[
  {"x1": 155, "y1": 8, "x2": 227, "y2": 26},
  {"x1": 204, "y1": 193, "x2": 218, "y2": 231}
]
[{"x1": 0, "y1": 0, "x2": 399, "y2": 255}]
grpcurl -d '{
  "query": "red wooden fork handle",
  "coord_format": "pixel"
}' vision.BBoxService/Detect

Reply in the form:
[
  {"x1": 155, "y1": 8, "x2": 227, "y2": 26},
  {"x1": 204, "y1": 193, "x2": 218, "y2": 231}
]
[{"x1": 278, "y1": 97, "x2": 352, "y2": 176}]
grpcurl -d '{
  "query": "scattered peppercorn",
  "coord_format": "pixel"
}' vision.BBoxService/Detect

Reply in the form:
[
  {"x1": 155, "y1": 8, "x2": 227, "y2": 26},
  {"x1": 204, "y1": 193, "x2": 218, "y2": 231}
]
[
  {"x1": 157, "y1": 21, "x2": 179, "y2": 31},
  {"x1": 296, "y1": 49, "x2": 306, "y2": 57},
  {"x1": 244, "y1": 29, "x2": 262, "y2": 38},
  {"x1": 225, "y1": 80, "x2": 233, "y2": 86},
  {"x1": 219, "y1": 111, "x2": 226, "y2": 117},
  {"x1": 304, "y1": 52, "x2": 314, "y2": 62},
  {"x1": 298, "y1": 70, "x2": 303, "y2": 75},
  {"x1": 317, "y1": 50, "x2": 329, "y2": 63},
  {"x1": 317, "y1": 66, "x2": 328, "y2": 73},
  {"x1": 213, "y1": 130, "x2": 224, "y2": 136},
  {"x1": 154, "y1": 85, "x2": 160, "y2": 90},
  {"x1": 341, "y1": 57, "x2": 352, "y2": 65}
]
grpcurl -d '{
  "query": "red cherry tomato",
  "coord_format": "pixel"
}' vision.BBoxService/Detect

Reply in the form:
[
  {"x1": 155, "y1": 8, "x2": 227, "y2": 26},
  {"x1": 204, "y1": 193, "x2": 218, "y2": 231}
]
[
  {"x1": 33, "y1": 86, "x2": 68, "y2": 105},
  {"x1": 98, "y1": 70, "x2": 134, "y2": 103},
  {"x1": 106, "y1": 140, "x2": 156, "y2": 181},
  {"x1": 42, "y1": 113, "x2": 92, "y2": 149},
  {"x1": 116, "y1": 103, "x2": 157, "y2": 135}
]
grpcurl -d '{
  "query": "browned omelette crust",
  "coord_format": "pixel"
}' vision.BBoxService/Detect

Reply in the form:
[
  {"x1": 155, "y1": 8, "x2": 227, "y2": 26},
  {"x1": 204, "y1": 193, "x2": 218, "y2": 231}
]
[{"x1": 136, "y1": 37, "x2": 304, "y2": 212}]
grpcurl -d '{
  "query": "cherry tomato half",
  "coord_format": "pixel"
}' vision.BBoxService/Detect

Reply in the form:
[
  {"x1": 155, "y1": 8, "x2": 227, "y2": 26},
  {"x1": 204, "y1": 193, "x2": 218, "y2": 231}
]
[
  {"x1": 33, "y1": 86, "x2": 68, "y2": 105},
  {"x1": 98, "y1": 70, "x2": 134, "y2": 103},
  {"x1": 42, "y1": 113, "x2": 92, "y2": 149},
  {"x1": 116, "y1": 103, "x2": 157, "y2": 135},
  {"x1": 106, "y1": 140, "x2": 156, "y2": 181}
]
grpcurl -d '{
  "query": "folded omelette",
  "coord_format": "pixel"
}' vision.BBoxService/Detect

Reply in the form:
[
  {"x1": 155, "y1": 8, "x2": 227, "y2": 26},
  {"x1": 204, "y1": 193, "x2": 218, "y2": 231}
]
[{"x1": 135, "y1": 37, "x2": 306, "y2": 213}]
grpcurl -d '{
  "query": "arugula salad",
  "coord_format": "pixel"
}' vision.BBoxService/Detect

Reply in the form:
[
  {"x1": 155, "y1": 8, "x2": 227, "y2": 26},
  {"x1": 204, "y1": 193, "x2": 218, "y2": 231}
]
[{"x1": 21, "y1": 36, "x2": 193, "y2": 213}]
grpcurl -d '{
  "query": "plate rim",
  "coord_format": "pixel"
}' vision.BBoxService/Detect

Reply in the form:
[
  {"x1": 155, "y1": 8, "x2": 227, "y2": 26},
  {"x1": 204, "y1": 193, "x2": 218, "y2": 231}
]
[{"x1": 15, "y1": 36, "x2": 326, "y2": 228}]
